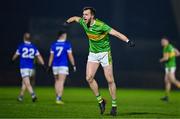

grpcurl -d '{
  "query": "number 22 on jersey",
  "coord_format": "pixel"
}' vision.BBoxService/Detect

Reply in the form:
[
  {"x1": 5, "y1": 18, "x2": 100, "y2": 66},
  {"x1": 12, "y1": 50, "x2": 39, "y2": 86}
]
[{"x1": 22, "y1": 48, "x2": 35, "y2": 59}]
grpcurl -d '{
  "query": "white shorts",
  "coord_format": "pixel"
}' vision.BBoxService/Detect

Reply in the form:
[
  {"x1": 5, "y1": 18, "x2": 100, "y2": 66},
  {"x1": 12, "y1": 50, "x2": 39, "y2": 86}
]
[
  {"x1": 165, "y1": 67, "x2": 176, "y2": 74},
  {"x1": 20, "y1": 68, "x2": 35, "y2": 78},
  {"x1": 52, "y1": 66, "x2": 69, "y2": 75},
  {"x1": 88, "y1": 51, "x2": 112, "y2": 67}
]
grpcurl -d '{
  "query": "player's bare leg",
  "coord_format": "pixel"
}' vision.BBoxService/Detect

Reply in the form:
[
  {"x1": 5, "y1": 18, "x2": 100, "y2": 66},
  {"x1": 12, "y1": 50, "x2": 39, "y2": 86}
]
[
  {"x1": 18, "y1": 74, "x2": 35, "y2": 102},
  {"x1": 18, "y1": 74, "x2": 35, "y2": 101},
  {"x1": 55, "y1": 74, "x2": 66, "y2": 104},
  {"x1": 86, "y1": 62, "x2": 100, "y2": 96},
  {"x1": 86, "y1": 61, "x2": 106, "y2": 114},
  {"x1": 58, "y1": 74, "x2": 66, "y2": 97},
  {"x1": 54, "y1": 75, "x2": 59, "y2": 96},
  {"x1": 20, "y1": 81, "x2": 26, "y2": 96},
  {"x1": 103, "y1": 65, "x2": 117, "y2": 116},
  {"x1": 30, "y1": 74, "x2": 35, "y2": 88},
  {"x1": 104, "y1": 65, "x2": 116, "y2": 100},
  {"x1": 23, "y1": 77, "x2": 34, "y2": 94},
  {"x1": 17, "y1": 81, "x2": 26, "y2": 102},
  {"x1": 54, "y1": 75, "x2": 62, "y2": 104},
  {"x1": 168, "y1": 73, "x2": 180, "y2": 88},
  {"x1": 161, "y1": 74, "x2": 171, "y2": 102},
  {"x1": 23, "y1": 77, "x2": 37, "y2": 102},
  {"x1": 165, "y1": 74, "x2": 171, "y2": 96}
]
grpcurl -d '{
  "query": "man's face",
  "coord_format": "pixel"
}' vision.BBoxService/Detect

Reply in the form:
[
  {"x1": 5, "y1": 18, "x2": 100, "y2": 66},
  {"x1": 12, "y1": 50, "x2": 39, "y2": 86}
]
[
  {"x1": 161, "y1": 38, "x2": 168, "y2": 47},
  {"x1": 83, "y1": 9, "x2": 94, "y2": 24}
]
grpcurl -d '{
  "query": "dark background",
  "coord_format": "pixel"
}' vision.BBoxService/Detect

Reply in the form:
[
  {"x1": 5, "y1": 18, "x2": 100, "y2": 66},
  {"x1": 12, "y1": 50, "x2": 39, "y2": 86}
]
[{"x1": 0, "y1": 0, "x2": 180, "y2": 89}]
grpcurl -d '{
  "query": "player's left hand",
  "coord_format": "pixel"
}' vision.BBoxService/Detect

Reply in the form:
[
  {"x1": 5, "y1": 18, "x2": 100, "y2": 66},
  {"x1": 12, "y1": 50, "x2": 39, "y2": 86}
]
[{"x1": 127, "y1": 40, "x2": 135, "y2": 47}]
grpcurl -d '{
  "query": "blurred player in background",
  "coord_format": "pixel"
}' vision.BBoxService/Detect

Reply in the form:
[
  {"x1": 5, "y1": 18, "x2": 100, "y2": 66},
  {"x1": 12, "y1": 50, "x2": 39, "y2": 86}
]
[
  {"x1": 66, "y1": 7, "x2": 135, "y2": 116},
  {"x1": 12, "y1": 32, "x2": 45, "y2": 102},
  {"x1": 48, "y1": 30, "x2": 76, "y2": 105},
  {"x1": 160, "y1": 37, "x2": 180, "y2": 102}
]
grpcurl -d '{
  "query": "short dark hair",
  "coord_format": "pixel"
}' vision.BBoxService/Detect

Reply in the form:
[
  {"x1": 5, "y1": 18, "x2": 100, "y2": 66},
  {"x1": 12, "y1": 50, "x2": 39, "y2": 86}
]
[
  {"x1": 57, "y1": 29, "x2": 66, "y2": 37},
  {"x1": 162, "y1": 36, "x2": 169, "y2": 40},
  {"x1": 83, "y1": 7, "x2": 96, "y2": 16}
]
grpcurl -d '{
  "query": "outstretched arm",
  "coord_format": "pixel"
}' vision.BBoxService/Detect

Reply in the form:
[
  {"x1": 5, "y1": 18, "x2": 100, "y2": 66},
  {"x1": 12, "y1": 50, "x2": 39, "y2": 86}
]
[
  {"x1": 66, "y1": 16, "x2": 81, "y2": 23},
  {"x1": 109, "y1": 28, "x2": 129, "y2": 42},
  {"x1": 109, "y1": 28, "x2": 135, "y2": 47}
]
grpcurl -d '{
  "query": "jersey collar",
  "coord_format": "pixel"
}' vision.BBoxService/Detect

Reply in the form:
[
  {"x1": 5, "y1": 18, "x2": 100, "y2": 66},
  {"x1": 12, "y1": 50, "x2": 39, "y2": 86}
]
[
  {"x1": 57, "y1": 39, "x2": 66, "y2": 42},
  {"x1": 24, "y1": 41, "x2": 31, "y2": 44},
  {"x1": 164, "y1": 44, "x2": 170, "y2": 48},
  {"x1": 90, "y1": 19, "x2": 96, "y2": 27}
]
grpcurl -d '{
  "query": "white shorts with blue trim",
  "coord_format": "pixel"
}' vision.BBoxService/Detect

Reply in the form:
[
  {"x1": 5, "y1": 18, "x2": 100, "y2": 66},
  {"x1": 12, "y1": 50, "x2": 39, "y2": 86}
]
[
  {"x1": 20, "y1": 68, "x2": 35, "y2": 78},
  {"x1": 52, "y1": 66, "x2": 69, "y2": 75}
]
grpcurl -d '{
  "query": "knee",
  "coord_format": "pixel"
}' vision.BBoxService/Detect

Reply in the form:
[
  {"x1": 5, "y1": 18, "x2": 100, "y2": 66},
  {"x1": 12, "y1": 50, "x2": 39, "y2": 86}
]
[
  {"x1": 107, "y1": 79, "x2": 115, "y2": 85},
  {"x1": 165, "y1": 78, "x2": 169, "y2": 83},
  {"x1": 86, "y1": 75, "x2": 94, "y2": 83}
]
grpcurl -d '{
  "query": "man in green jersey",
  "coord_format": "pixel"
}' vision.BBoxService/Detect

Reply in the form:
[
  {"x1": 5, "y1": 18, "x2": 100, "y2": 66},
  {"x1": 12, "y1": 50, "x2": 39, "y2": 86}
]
[
  {"x1": 66, "y1": 7, "x2": 135, "y2": 116},
  {"x1": 160, "y1": 37, "x2": 180, "y2": 102}
]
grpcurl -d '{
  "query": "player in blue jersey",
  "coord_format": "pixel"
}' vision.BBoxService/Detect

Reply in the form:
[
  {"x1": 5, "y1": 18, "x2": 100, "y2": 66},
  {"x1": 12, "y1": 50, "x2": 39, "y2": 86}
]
[
  {"x1": 12, "y1": 32, "x2": 45, "y2": 102},
  {"x1": 48, "y1": 30, "x2": 76, "y2": 104}
]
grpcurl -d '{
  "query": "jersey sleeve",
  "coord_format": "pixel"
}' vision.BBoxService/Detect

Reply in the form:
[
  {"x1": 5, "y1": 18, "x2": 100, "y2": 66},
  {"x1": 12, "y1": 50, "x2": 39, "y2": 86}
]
[
  {"x1": 34, "y1": 46, "x2": 40, "y2": 56},
  {"x1": 79, "y1": 18, "x2": 85, "y2": 26},
  {"x1": 101, "y1": 23, "x2": 112, "y2": 33},
  {"x1": 163, "y1": 46, "x2": 171, "y2": 53},
  {"x1": 67, "y1": 42, "x2": 72, "y2": 53},
  {"x1": 50, "y1": 44, "x2": 55, "y2": 54}
]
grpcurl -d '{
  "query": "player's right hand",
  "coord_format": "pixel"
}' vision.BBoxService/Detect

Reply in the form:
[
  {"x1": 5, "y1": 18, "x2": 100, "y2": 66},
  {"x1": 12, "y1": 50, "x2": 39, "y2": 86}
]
[{"x1": 62, "y1": 21, "x2": 70, "y2": 27}]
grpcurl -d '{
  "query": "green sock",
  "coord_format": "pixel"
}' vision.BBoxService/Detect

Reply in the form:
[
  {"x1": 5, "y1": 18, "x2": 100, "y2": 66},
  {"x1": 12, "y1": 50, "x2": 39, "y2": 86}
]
[
  {"x1": 112, "y1": 99, "x2": 117, "y2": 107},
  {"x1": 96, "y1": 94, "x2": 103, "y2": 103}
]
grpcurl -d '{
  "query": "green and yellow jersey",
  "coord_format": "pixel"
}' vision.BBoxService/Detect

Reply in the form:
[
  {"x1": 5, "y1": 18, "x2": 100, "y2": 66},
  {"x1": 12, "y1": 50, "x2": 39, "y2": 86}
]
[
  {"x1": 79, "y1": 18, "x2": 112, "y2": 53},
  {"x1": 163, "y1": 44, "x2": 176, "y2": 68}
]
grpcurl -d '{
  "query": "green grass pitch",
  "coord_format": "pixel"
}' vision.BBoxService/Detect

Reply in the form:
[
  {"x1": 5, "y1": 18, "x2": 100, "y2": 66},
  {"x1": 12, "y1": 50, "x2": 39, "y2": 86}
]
[{"x1": 0, "y1": 87, "x2": 180, "y2": 118}]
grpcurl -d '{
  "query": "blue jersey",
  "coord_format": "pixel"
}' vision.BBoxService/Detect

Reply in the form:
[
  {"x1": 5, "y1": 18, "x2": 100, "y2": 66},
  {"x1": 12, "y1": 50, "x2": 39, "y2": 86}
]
[
  {"x1": 16, "y1": 41, "x2": 39, "y2": 69},
  {"x1": 50, "y1": 40, "x2": 72, "y2": 67}
]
